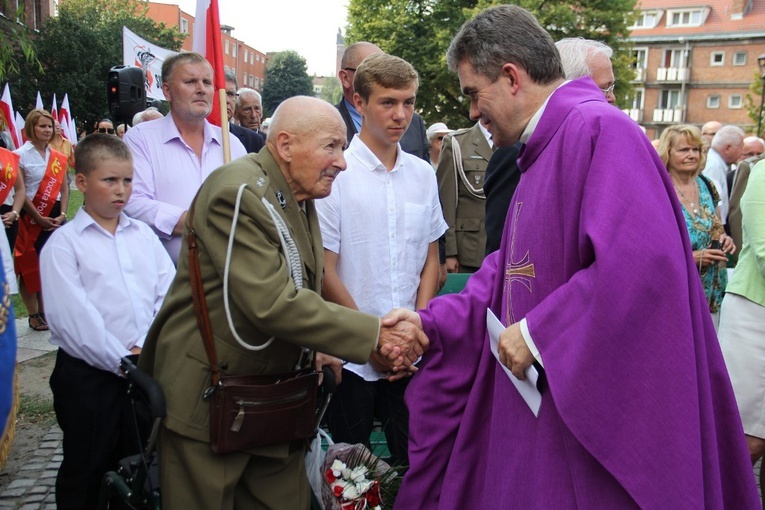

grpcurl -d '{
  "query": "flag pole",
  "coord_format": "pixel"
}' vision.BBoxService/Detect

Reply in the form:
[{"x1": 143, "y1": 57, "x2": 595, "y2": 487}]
[{"x1": 219, "y1": 89, "x2": 230, "y2": 164}]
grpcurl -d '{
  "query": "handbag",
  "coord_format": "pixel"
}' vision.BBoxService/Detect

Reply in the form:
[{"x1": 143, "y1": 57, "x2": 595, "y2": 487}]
[{"x1": 186, "y1": 192, "x2": 319, "y2": 455}]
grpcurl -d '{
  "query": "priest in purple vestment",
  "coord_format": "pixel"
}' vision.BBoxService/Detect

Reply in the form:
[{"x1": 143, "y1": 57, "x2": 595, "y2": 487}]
[{"x1": 390, "y1": 5, "x2": 759, "y2": 509}]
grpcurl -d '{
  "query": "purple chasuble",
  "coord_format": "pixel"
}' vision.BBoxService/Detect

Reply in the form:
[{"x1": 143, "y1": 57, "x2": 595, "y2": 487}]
[{"x1": 398, "y1": 78, "x2": 758, "y2": 509}]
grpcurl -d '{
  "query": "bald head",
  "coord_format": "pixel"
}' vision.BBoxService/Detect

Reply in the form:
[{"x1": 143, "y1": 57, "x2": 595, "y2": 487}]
[
  {"x1": 740, "y1": 136, "x2": 764, "y2": 161},
  {"x1": 339, "y1": 42, "x2": 384, "y2": 101},
  {"x1": 701, "y1": 121, "x2": 722, "y2": 146},
  {"x1": 267, "y1": 96, "x2": 347, "y2": 202}
]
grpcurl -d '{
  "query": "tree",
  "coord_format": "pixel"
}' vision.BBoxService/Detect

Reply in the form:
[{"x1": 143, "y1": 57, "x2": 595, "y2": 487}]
[
  {"x1": 745, "y1": 71, "x2": 764, "y2": 136},
  {"x1": 0, "y1": 5, "x2": 42, "y2": 83},
  {"x1": 346, "y1": 0, "x2": 637, "y2": 128},
  {"x1": 319, "y1": 77, "x2": 343, "y2": 105},
  {"x1": 261, "y1": 51, "x2": 315, "y2": 116},
  {"x1": 13, "y1": 0, "x2": 184, "y2": 128}
]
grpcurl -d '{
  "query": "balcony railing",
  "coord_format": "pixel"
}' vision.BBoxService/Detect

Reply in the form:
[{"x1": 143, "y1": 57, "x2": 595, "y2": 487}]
[
  {"x1": 623, "y1": 109, "x2": 644, "y2": 122},
  {"x1": 632, "y1": 67, "x2": 646, "y2": 82},
  {"x1": 656, "y1": 67, "x2": 689, "y2": 82},
  {"x1": 652, "y1": 108, "x2": 683, "y2": 123}
]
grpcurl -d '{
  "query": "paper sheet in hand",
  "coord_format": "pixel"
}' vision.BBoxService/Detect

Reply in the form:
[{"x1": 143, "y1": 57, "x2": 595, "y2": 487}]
[{"x1": 486, "y1": 309, "x2": 541, "y2": 417}]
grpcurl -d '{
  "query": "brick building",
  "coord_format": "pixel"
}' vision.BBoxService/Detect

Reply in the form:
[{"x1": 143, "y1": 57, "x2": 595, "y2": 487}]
[
  {"x1": 145, "y1": 2, "x2": 267, "y2": 92},
  {"x1": 626, "y1": 0, "x2": 765, "y2": 139}
]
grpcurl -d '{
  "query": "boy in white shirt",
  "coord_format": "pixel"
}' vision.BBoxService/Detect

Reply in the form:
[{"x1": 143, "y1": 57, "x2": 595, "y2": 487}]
[
  {"x1": 40, "y1": 134, "x2": 175, "y2": 509},
  {"x1": 316, "y1": 53, "x2": 447, "y2": 466}
]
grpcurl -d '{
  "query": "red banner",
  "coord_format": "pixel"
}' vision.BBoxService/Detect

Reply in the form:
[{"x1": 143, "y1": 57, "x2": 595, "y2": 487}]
[{"x1": 0, "y1": 148, "x2": 19, "y2": 205}]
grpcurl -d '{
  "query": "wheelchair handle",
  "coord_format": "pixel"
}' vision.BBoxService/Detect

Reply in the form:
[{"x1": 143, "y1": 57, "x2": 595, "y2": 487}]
[{"x1": 120, "y1": 357, "x2": 167, "y2": 419}]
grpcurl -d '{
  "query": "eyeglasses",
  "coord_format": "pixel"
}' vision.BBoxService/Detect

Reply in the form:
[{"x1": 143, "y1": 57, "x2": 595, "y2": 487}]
[
  {"x1": 343, "y1": 67, "x2": 357, "y2": 73},
  {"x1": 226, "y1": 91, "x2": 239, "y2": 99},
  {"x1": 436, "y1": 135, "x2": 446, "y2": 141},
  {"x1": 97, "y1": 128, "x2": 115, "y2": 134},
  {"x1": 601, "y1": 82, "x2": 616, "y2": 94}
]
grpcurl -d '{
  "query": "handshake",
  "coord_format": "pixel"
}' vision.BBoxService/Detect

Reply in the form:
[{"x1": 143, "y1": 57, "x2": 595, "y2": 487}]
[{"x1": 370, "y1": 308, "x2": 429, "y2": 381}]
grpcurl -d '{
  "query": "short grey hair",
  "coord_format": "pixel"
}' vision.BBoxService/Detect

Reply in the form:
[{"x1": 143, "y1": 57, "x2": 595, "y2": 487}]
[
  {"x1": 555, "y1": 37, "x2": 613, "y2": 80},
  {"x1": 224, "y1": 67, "x2": 237, "y2": 87},
  {"x1": 236, "y1": 88, "x2": 262, "y2": 108},
  {"x1": 743, "y1": 135, "x2": 765, "y2": 149},
  {"x1": 711, "y1": 125, "x2": 745, "y2": 150},
  {"x1": 446, "y1": 5, "x2": 564, "y2": 84},
  {"x1": 132, "y1": 106, "x2": 162, "y2": 126}
]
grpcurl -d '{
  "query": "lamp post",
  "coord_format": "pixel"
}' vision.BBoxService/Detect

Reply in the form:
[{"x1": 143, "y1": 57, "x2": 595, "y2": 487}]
[{"x1": 758, "y1": 53, "x2": 765, "y2": 137}]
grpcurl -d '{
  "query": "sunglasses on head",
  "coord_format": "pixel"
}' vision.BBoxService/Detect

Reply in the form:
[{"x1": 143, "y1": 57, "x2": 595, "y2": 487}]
[{"x1": 97, "y1": 128, "x2": 115, "y2": 134}]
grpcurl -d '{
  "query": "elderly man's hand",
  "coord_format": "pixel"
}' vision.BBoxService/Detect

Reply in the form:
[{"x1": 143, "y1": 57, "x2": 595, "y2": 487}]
[
  {"x1": 370, "y1": 311, "x2": 429, "y2": 380},
  {"x1": 497, "y1": 322, "x2": 534, "y2": 380}
]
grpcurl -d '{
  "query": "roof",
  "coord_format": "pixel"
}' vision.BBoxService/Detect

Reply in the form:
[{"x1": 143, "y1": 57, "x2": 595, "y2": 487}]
[{"x1": 631, "y1": 0, "x2": 765, "y2": 41}]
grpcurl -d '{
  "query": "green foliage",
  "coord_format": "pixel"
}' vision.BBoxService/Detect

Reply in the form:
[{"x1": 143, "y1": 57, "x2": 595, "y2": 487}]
[
  {"x1": 0, "y1": 5, "x2": 43, "y2": 82},
  {"x1": 745, "y1": 71, "x2": 764, "y2": 136},
  {"x1": 347, "y1": 0, "x2": 638, "y2": 128},
  {"x1": 261, "y1": 50, "x2": 315, "y2": 116},
  {"x1": 12, "y1": 0, "x2": 184, "y2": 129},
  {"x1": 319, "y1": 77, "x2": 343, "y2": 105}
]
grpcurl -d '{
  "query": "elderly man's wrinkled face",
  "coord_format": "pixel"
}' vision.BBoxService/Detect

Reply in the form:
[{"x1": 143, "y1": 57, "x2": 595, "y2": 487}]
[
  {"x1": 236, "y1": 94, "x2": 262, "y2": 130},
  {"x1": 225, "y1": 81, "x2": 238, "y2": 119},
  {"x1": 740, "y1": 140, "x2": 764, "y2": 161},
  {"x1": 285, "y1": 119, "x2": 347, "y2": 201}
]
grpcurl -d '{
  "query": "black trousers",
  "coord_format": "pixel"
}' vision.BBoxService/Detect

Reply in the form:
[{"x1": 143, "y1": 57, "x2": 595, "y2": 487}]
[
  {"x1": 49, "y1": 349, "x2": 141, "y2": 510},
  {"x1": 326, "y1": 369, "x2": 410, "y2": 467}
]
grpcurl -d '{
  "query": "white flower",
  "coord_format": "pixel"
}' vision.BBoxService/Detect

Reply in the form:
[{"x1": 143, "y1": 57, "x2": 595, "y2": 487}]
[
  {"x1": 349, "y1": 466, "x2": 368, "y2": 483},
  {"x1": 342, "y1": 467, "x2": 352, "y2": 479},
  {"x1": 331, "y1": 459, "x2": 346, "y2": 477},
  {"x1": 355, "y1": 480, "x2": 373, "y2": 494},
  {"x1": 342, "y1": 484, "x2": 359, "y2": 500}
]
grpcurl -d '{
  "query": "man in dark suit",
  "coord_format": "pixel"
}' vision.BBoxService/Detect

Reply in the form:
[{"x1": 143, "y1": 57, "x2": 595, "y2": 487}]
[
  {"x1": 224, "y1": 69, "x2": 264, "y2": 154},
  {"x1": 484, "y1": 143, "x2": 521, "y2": 254},
  {"x1": 336, "y1": 41, "x2": 429, "y2": 162}
]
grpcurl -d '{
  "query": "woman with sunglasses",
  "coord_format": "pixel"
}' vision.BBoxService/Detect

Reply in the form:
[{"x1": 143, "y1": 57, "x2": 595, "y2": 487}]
[
  {"x1": 15, "y1": 109, "x2": 69, "y2": 331},
  {"x1": 92, "y1": 118, "x2": 115, "y2": 135}
]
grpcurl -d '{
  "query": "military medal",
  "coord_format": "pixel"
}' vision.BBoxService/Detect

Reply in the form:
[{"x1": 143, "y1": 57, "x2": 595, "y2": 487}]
[{"x1": 275, "y1": 191, "x2": 287, "y2": 208}]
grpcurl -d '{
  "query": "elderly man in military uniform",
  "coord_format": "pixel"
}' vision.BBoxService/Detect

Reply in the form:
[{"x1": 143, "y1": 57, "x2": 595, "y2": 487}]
[{"x1": 139, "y1": 96, "x2": 426, "y2": 510}]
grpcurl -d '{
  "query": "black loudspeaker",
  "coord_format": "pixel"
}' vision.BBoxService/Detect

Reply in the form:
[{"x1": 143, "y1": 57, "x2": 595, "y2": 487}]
[{"x1": 107, "y1": 65, "x2": 147, "y2": 126}]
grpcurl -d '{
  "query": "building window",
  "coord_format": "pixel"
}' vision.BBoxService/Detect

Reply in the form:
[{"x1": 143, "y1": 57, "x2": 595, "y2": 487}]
[
  {"x1": 631, "y1": 10, "x2": 662, "y2": 29},
  {"x1": 233, "y1": 45, "x2": 237, "y2": 58},
  {"x1": 243, "y1": 72, "x2": 247, "y2": 86},
  {"x1": 225, "y1": 40, "x2": 229, "y2": 55},
  {"x1": 631, "y1": 89, "x2": 645, "y2": 110},
  {"x1": 666, "y1": 8, "x2": 705, "y2": 27},
  {"x1": 244, "y1": 50, "x2": 248, "y2": 62},
  {"x1": 255, "y1": 77, "x2": 259, "y2": 88},
  {"x1": 733, "y1": 51, "x2": 747, "y2": 66},
  {"x1": 662, "y1": 49, "x2": 687, "y2": 68},
  {"x1": 249, "y1": 74, "x2": 254, "y2": 87},
  {"x1": 250, "y1": 54, "x2": 255, "y2": 65},
  {"x1": 659, "y1": 89, "x2": 681, "y2": 109},
  {"x1": 710, "y1": 52, "x2": 724, "y2": 66},
  {"x1": 180, "y1": 18, "x2": 189, "y2": 34},
  {"x1": 729, "y1": 95, "x2": 743, "y2": 109},
  {"x1": 707, "y1": 95, "x2": 720, "y2": 109}
]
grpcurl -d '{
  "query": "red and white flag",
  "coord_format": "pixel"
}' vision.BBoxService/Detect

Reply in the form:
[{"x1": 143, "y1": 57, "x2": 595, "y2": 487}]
[
  {"x1": 35, "y1": 91, "x2": 43, "y2": 110},
  {"x1": 14, "y1": 111, "x2": 24, "y2": 145},
  {"x1": 59, "y1": 94, "x2": 77, "y2": 143},
  {"x1": 50, "y1": 94, "x2": 58, "y2": 122},
  {"x1": 0, "y1": 84, "x2": 19, "y2": 148},
  {"x1": 193, "y1": 0, "x2": 226, "y2": 127}
]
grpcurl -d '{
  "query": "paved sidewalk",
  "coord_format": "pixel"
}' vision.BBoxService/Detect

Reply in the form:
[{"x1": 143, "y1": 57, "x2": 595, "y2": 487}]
[{"x1": 0, "y1": 319, "x2": 59, "y2": 510}]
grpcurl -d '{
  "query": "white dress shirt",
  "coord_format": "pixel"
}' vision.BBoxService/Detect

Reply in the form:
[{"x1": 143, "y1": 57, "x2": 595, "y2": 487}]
[
  {"x1": 316, "y1": 135, "x2": 447, "y2": 381},
  {"x1": 15, "y1": 141, "x2": 63, "y2": 201},
  {"x1": 40, "y1": 209, "x2": 176, "y2": 374},
  {"x1": 702, "y1": 148, "x2": 730, "y2": 224}
]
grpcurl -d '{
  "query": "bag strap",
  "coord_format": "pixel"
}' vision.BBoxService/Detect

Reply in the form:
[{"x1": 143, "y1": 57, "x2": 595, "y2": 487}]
[{"x1": 186, "y1": 195, "x2": 222, "y2": 387}]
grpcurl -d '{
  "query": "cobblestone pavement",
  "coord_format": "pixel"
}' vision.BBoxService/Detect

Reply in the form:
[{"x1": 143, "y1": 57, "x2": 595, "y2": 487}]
[{"x1": 0, "y1": 427, "x2": 61, "y2": 510}]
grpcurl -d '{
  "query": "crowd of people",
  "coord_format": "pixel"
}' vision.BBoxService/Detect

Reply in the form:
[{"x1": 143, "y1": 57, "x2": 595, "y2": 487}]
[{"x1": 0, "y1": 3, "x2": 764, "y2": 509}]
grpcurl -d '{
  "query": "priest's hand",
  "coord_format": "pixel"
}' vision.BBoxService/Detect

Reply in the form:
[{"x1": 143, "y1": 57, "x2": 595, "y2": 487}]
[
  {"x1": 371, "y1": 314, "x2": 429, "y2": 380},
  {"x1": 498, "y1": 323, "x2": 534, "y2": 380}
]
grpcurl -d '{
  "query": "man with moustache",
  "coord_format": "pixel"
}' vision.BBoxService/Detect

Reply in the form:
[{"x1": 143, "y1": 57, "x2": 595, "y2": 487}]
[
  {"x1": 139, "y1": 96, "x2": 428, "y2": 509},
  {"x1": 124, "y1": 52, "x2": 246, "y2": 263}
]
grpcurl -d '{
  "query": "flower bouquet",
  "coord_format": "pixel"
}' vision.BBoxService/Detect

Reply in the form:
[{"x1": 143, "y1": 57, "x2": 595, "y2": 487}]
[{"x1": 321, "y1": 442, "x2": 398, "y2": 510}]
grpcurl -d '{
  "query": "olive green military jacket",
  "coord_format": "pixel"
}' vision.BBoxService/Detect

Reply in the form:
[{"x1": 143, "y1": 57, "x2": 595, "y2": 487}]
[
  {"x1": 139, "y1": 149, "x2": 380, "y2": 452},
  {"x1": 436, "y1": 122, "x2": 492, "y2": 268}
]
